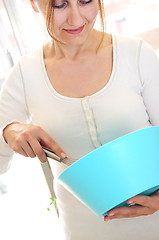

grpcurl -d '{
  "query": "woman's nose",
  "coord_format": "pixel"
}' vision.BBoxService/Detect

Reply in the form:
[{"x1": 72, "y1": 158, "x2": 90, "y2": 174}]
[{"x1": 67, "y1": 6, "x2": 84, "y2": 27}]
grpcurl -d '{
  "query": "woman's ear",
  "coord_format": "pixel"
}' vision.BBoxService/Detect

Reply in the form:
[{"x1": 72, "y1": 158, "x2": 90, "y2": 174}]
[{"x1": 30, "y1": 0, "x2": 39, "y2": 12}]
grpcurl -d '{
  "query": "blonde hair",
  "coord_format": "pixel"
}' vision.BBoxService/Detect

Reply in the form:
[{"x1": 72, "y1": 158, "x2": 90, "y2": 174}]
[{"x1": 46, "y1": 0, "x2": 105, "y2": 51}]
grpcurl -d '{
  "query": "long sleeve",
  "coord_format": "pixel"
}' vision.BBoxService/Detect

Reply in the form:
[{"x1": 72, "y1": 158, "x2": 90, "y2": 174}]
[
  {"x1": 0, "y1": 60, "x2": 31, "y2": 174},
  {"x1": 139, "y1": 41, "x2": 159, "y2": 125}
]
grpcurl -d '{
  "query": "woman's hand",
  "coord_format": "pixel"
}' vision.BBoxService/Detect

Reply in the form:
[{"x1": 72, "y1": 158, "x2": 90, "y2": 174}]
[
  {"x1": 104, "y1": 191, "x2": 159, "y2": 221},
  {"x1": 3, "y1": 122, "x2": 66, "y2": 163}
]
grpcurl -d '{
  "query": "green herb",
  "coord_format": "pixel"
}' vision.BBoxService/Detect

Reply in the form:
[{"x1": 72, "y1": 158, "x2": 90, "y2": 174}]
[{"x1": 47, "y1": 197, "x2": 57, "y2": 211}]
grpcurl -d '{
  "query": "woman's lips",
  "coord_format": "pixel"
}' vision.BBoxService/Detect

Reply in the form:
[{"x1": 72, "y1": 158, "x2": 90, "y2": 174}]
[{"x1": 64, "y1": 25, "x2": 84, "y2": 34}]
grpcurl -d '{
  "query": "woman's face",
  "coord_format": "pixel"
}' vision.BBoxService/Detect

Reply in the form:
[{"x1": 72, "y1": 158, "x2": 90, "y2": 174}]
[{"x1": 30, "y1": 0, "x2": 99, "y2": 46}]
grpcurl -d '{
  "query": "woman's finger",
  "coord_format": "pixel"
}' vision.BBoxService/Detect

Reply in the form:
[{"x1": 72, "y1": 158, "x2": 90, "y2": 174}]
[
  {"x1": 127, "y1": 194, "x2": 159, "y2": 210},
  {"x1": 36, "y1": 127, "x2": 67, "y2": 159},
  {"x1": 12, "y1": 143, "x2": 28, "y2": 158},
  {"x1": 106, "y1": 205, "x2": 150, "y2": 220},
  {"x1": 20, "y1": 141, "x2": 36, "y2": 158},
  {"x1": 27, "y1": 136, "x2": 48, "y2": 163},
  {"x1": 11, "y1": 129, "x2": 36, "y2": 158},
  {"x1": 105, "y1": 194, "x2": 159, "y2": 221}
]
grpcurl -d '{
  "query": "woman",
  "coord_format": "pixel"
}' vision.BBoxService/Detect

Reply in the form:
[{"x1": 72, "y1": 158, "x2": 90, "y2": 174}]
[{"x1": 0, "y1": 0, "x2": 159, "y2": 239}]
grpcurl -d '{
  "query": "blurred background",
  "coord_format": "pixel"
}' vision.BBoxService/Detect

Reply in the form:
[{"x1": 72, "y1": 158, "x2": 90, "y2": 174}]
[
  {"x1": 0, "y1": 0, "x2": 159, "y2": 83},
  {"x1": 0, "y1": 0, "x2": 159, "y2": 239}
]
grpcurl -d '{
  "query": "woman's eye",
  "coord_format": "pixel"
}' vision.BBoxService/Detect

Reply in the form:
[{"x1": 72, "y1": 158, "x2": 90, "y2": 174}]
[
  {"x1": 80, "y1": 0, "x2": 93, "y2": 4},
  {"x1": 53, "y1": 1, "x2": 66, "y2": 8},
  {"x1": 54, "y1": 4, "x2": 65, "y2": 8},
  {"x1": 53, "y1": 0, "x2": 93, "y2": 8}
]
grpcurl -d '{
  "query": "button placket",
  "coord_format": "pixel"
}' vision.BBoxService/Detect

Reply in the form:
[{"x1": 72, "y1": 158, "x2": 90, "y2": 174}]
[{"x1": 81, "y1": 97, "x2": 101, "y2": 148}]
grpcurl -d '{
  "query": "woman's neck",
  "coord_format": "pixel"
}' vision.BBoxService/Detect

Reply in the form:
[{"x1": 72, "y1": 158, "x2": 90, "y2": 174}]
[{"x1": 45, "y1": 29, "x2": 102, "y2": 63}]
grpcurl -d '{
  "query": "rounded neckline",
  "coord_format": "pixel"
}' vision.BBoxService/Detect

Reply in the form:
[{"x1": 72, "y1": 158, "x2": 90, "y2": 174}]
[{"x1": 40, "y1": 34, "x2": 117, "y2": 101}]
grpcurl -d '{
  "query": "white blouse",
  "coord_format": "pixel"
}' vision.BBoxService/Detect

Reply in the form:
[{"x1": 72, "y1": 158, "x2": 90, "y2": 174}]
[{"x1": 0, "y1": 34, "x2": 159, "y2": 240}]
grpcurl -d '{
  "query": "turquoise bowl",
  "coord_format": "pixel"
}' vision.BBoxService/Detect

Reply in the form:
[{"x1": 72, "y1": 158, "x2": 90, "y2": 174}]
[{"x1": 58, "y1": 127, "x2": 159, "y2": 217}]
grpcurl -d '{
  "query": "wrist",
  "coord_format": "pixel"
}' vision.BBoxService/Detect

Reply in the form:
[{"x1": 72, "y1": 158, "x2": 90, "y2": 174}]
[{"x1": 2, "y1": 121, "x2": 19, "y2": 144}]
